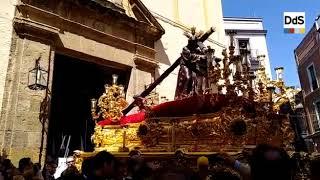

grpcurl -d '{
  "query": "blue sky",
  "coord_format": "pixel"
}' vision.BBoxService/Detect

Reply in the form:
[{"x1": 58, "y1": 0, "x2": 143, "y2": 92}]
[{"x1": 222, "y1": 0, "x2": 320, "y2": 87}]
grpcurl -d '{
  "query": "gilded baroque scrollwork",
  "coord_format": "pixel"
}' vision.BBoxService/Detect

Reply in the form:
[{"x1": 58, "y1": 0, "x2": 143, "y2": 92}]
[{"x1": 91, "y1": 74, "x2": 127, "y2": 123}]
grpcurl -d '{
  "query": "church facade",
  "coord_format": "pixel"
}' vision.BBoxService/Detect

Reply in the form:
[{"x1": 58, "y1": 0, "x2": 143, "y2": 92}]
[{"x1": 0, "y1": 0, "x2": 164, "y2": 164}]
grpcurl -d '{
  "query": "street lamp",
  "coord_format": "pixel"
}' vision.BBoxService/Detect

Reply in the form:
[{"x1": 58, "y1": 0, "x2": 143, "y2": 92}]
[{"x1": 28, "y1": 57, "x2": 48, "y2": 90}]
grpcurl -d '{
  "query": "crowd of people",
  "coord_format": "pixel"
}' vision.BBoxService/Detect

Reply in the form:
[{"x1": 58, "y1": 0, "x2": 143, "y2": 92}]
[{"x1": 0, "y1": 144, "x2": 319, "y2": 180}]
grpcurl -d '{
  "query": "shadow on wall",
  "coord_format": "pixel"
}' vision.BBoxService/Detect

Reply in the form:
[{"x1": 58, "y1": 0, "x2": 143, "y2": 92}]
[
  {"x1": 155, "y1": 40, "x2": 171, "y2": 66},
  {"x1": 154, "y1": 40, "x2": 174, "y2": 88},
  {"x1": 154, "y1": 40, "x2": 179, "y2": 99}
]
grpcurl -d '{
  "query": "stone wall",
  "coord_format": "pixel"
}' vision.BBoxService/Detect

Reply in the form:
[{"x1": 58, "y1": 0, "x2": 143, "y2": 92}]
[{"x1": 0, "y1": 35, "x2": 51, "y2": 165}]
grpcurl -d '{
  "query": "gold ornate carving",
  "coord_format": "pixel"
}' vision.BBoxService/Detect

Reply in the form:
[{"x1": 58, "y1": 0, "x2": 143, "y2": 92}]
[
  {"x1": 91, "y1": 74, "x2": 127, "y2": 122},
  {"x1": 91, "y1": 124, "x2": 142, "y2": 152}
]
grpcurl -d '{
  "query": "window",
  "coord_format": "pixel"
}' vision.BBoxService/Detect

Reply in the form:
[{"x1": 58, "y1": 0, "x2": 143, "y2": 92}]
[
  {"x1": 307, "y1": 64, "x2": 319, "y2": 91},
  {"x1": 238, "y1": 39, "x2": 250, "y2": 55},
  {"x1": 314, "y1": 101, "x2": 320, "y2": 132}
]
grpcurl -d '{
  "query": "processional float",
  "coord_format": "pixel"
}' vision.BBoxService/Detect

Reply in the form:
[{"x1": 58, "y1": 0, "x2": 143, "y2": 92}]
[{"x1": 74, "y1": 26, "x2": 300, "y2": 169}]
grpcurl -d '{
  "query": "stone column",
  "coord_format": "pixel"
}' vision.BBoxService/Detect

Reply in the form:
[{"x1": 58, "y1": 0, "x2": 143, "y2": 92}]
[{"x1": 0, "y1": 36, "x2": 52, "y2": 165}]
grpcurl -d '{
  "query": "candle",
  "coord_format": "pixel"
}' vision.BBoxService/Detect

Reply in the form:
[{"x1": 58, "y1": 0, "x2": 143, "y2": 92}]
[
  {"x1": 119, "y1": 85, "x2": 125, "y2": 97},
  {"x1": 91, "y1": 98, "x2": 97, "y2": 110},
  {"x1": 104, "y1": 84, "x2": 110, "y2": 93},
  {"x1": 112, "y1": 74, "x2": 118, "y2": 85}
]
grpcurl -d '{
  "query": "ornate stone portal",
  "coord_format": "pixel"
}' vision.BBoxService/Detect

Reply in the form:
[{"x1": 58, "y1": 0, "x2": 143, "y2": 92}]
[{"x1": 0, "y1": 0, "x2": 165, "y2": 165}]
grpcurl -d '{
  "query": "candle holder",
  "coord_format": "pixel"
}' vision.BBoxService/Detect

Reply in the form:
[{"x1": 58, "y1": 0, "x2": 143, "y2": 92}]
[
  {"x1": 266, "y1": 84, "x2": 276, "y2": 111},
  {"x1": 248, "y1": 74, "x2": 256, "y2": 100},
  {"x1": 91, "y1": 98, "x2": 99, "y2": 120},
  {"x1": 275, "y1": 67, "x2": 284, "y2": 82}
]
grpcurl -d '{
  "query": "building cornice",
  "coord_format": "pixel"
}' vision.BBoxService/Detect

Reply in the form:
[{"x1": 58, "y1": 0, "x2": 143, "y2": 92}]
[
  {"x1": 14, "y1": 3, "x2": 158, "y2": 67},
  {"x1": 296, "y1": 43, "x2": 320, "y2": 66},
  {"x1": 225, "y1": 29, "x2": 267, "y2": 35},
  {"x1": 151, "y1": 11, "x2": 226, "y2": 48},
  {"x1": 18, "y1": 0, "x2": 163, "y2": 41},
  {"x1": 223, "y1": 17, "x2": 263, "y2": 22}
]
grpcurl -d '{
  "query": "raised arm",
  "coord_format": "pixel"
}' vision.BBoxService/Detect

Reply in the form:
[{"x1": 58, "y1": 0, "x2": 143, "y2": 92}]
[{"x1": 199, "y1": 26, "x2": 216, "y2": 42}]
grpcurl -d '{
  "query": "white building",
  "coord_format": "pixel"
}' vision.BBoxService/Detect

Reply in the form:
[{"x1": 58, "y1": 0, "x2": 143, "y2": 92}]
[
  {"x1": 0, "y1": 0, "x2": 17, "y2": 114},
  {"x1": 141, "y1": 0, "x2": 226, "y2": 101},
  {"x1": 139, "y1": 1, "x2": 273, "y2": 100},
  {"x1": 223, "y1": 17, "x2": 272, "y2": 79}
]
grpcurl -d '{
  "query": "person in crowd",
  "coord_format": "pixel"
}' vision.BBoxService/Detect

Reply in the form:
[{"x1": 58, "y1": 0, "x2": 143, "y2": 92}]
[
  {"x1": 131, "y1": 161, "x2": 153, "y2": 180},
  {"x1": 89, "y1": 151, "x2": 117, "y2": 180},
  {"x1": 13, "y1": 158, "x2": 33, "y2": 180},
  {"x1": 32, "y1": 163, "x2": 43, "y2": 180},
  {"x1": 1, "y1": 159, "x2": 14, "y2": 179},
  {"x1": 249, "y1": 144, "x2": 292, "y2": 180},
  {"x1": 42, "y1": 157, "x2": 57, "y2": 180},
  {"x1": 212, "y1": 169, "x2": 240, "y2": 180},
  {"x1": 0, "y1": 159, "x2": 4, "y2": 180},
  {"x1": 217, "y1": 152, "x2": 250, "y2": 180},
  {"x1": 190, "y1": 156, "x2": 211, "y2": 180},
  {"x1": 310, "y1": 158, "x2": 320, "y2": 180},
  {"x1": 13, "y1": 157, "x2": 44, "y2": 180},
  {"x1": 58, "y1": 165, "x2": 82, "y2": 180},
  {"x1": 81, "y1": 158, "x2": 93, "y2": 180},
  {"x1": 116, "y1": 159, "x2": 127, "y2": 180},
  {"x1": 13, "y1": 157, "x2": 33, "y2": 180},
  {"x1": 65, "y1": 157, "x2": 74, "y2": 168},
  {"x1": 219, "y1": 144, "x2": 292, "y2": 180},
  {"x1": 124, "y1": 151, "x2": 143, "y2": 180}
]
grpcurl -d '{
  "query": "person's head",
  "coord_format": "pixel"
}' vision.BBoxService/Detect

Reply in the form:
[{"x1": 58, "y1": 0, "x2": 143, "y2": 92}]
[
  {"x1": 18, "y1": 157, "x2": 33, "y2": 173},
  {"x1": 311, "y1": 159, "x2": 320, "y2": 180},
  {"x1": 129, "y1": 150, "x2": 141, "y2": 158},
  {"x1": 197, "y1": 156, "x2": 209, "y2": 178},
  {"x1": 191, "y1": 27, "x2": 196, "y2": 35},
  {"x1": 2, "y1": 159, "x2": 13, "y2": 170},
  {"x1": 93, "y1": 151, "x2": 116, "y2": 178},
  {"x1": 66, "y1": 156, "x2": 74, "y2": 167},
  {"x1": 249, "y1": 144, "x2": 292, "y2": 180},
  {"x1": 197, "y1": 156, "x2": 209, "y2": 171},
  {"x1": 45, "y1": 157, "x2": 57, "y2": 175}
]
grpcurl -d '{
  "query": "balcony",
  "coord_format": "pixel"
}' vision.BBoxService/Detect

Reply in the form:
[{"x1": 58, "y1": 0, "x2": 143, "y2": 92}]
[
  {"x1": 233, "y1": 49, "x2": 264, "y2": 58},
  {"x1": 232, "y1": 49, "x2": 264, "y2": 71}
]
